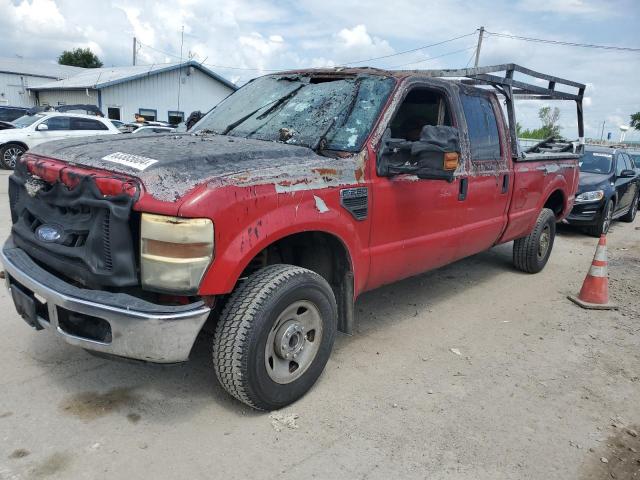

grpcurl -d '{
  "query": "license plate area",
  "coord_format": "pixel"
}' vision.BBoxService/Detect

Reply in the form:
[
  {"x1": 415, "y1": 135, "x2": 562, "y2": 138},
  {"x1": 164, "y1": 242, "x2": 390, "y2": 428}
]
[{"x1": 10, "y1": 281, "x2": 48, "y2": 330}]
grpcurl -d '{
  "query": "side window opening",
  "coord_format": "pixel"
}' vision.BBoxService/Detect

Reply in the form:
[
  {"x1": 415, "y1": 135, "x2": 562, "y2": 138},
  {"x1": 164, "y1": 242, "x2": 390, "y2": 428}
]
[
  {"x1": 70, "y1": 118, "x2": 108, "y2": 131},
  {"x1": 460, "y1": 93, "x2": 501, "y2": 161},
  {"x1": 390, "y1": 88, "x2": 452, "y2": 141},
  {"x1": 615, "y1": 154, "x2": 625, "y2": 176},
  {"x1": 43, "y1": 116, "x2": 70, "y2": 131}
]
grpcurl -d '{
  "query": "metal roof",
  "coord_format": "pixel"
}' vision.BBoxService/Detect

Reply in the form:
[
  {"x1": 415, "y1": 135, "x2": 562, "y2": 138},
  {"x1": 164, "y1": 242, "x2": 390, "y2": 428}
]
[
  {"x1": 29, "y1": 60, "x2": 237, "y2": 91},
  {"x1": 0, "y1": 57, "x2": 85, "y2": 79}
]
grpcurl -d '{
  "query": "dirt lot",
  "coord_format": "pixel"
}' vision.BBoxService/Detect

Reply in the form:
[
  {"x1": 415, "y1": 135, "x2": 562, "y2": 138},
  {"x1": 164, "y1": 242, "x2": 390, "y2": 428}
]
[{"x1": 0, "y1": 191, "x2": 638, "y2": 480}]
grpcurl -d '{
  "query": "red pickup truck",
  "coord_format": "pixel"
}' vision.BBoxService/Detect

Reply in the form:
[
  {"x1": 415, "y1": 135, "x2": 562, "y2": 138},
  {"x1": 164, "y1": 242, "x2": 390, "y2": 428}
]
[{"x1": 3, "y1": 64, "x2": 584, "y2": 410}]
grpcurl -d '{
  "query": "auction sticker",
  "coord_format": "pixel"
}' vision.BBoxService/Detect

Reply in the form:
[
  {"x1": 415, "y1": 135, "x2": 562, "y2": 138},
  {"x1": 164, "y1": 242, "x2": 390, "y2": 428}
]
[{"x1": 102, "y1": 152, "x2": 158, "y2": 170}]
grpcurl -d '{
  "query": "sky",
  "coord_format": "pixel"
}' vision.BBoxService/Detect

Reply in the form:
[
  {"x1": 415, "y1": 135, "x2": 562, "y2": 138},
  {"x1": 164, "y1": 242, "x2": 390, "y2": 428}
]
[{"x1": 1, "y1": 0, "x2": 639, "y2": 140}]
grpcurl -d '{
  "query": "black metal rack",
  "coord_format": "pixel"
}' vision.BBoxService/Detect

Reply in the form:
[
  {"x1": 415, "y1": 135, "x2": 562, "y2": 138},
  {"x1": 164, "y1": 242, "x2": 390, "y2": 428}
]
[{"x1": 411, "y1": 64, "x2": 586, "y2": 158}]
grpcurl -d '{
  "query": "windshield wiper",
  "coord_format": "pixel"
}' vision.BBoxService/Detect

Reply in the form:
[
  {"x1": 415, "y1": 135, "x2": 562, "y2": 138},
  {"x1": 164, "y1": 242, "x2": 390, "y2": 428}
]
[
  {"x1": 222, "y1": 84, "x2": 304, "y2": 136},
  {"x1": 313, "y1": 79, "x2": 362, "y2": 153}
]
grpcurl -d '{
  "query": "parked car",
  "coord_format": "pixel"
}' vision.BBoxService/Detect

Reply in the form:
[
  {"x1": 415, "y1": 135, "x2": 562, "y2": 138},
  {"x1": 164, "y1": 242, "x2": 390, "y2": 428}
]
[
  {"x1": 26, "y1": 104, "x2": 104, "y2": 116},
  {"x1": 0, "y1": 112, "x2": 120, "y2": 169},
  {"x1": 2, "y1": 64, "x2": 584, "y2": 410},
  {"x1": 118, "y1": 121, "x2": 175, "y2": 134},
  {"x1": 566, "y1": 146, "x2": 639, "y2": 236},
  {"x1": 110, "y1": 119, "x2": 126, "y2": 129},
  {"x1": 0, "y1": 106, "x2": 29, "y2": 123}
]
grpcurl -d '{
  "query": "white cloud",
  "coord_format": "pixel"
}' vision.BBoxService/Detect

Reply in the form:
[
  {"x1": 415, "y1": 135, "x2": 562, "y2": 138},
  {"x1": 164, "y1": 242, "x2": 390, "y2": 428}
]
[
  {"x1": 0, "y1": 0, "x2": 637, "y2": 140},
  {"x1": 12, "y1": 0, "x2": 66, "y2": 33}
]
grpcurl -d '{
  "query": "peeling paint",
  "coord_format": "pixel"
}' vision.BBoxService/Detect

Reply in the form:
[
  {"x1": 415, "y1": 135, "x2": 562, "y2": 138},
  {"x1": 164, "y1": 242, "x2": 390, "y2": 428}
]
[
  {"x1": 30, "y1": 133, "x2": 362, "y2": 202},
  {"x1": 313, "y1": 195, "x2": 329, "y2": 213}
]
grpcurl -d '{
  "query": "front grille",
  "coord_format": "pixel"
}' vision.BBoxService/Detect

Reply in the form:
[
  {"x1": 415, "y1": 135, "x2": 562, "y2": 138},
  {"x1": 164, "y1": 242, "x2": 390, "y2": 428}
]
[
  {"x1": 8, "y1": 166, "x2": 138, "y2": 288},
  {"x1": 102, "y1": 212, "x2": 113, "y2": 271}
]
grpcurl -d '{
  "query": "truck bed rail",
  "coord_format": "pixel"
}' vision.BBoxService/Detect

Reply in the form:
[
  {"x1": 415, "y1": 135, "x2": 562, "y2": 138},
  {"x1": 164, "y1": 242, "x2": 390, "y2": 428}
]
[{"x1": 406, "y1": 64, "x2": 586, "y2": 159}]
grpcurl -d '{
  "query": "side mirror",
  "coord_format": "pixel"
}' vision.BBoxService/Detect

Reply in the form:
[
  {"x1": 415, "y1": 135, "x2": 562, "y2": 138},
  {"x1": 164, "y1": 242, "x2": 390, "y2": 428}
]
[
  {"x1": 378, "y1": 125, "x2": 461, "y2": 181},
  {"x1": 36, "y1": 123, "x2": 48, "y2": 131},
  {"x1": 620, "y1": 169, "x2": 636, "y2": 178}
]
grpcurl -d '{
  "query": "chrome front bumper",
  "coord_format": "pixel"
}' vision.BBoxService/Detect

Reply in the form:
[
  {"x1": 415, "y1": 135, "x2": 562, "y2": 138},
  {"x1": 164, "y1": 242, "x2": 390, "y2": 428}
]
[{"x1": 2, "y1": 240, "x2": 211, "y2": 363}]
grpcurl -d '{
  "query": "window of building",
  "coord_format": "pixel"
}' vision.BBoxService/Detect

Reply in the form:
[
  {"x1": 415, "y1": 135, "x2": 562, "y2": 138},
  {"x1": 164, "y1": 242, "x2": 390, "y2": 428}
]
[
  {"x1": 460, "y1": 93, "x2": 501, "y2": 161},
  {"x1": 107, "y1": 107, "x2": 121, "y2": 120},
  {"x1": 43, "y1": 116, "x2": 71, "y2": 131},
  {"x1": 70, "y1": 118, "x2": 108, "y2": 131},
  {"x1": 168, "y1": 111, "x2": 184, "y2": 125},
  {"x1": 138, "y1": 108, "x2": 157, "y2": 121}
]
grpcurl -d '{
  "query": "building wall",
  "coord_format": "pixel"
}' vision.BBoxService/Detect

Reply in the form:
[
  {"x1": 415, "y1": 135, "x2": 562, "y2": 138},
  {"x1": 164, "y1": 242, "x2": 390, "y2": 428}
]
[
  {"x1": 38, "y1": 89, "x2": 99, "y2": 107},
  {"x1": 101, "y1": 67, "x2": 233, "y2": 123},
  {"x1": 0, "y1": 72, "x2": 55, "y2": 107}
]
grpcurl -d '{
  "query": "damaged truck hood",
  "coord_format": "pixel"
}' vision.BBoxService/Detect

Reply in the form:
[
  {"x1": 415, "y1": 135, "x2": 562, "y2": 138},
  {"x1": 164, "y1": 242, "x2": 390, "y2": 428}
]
[{"x1": 30, "y1": 133, "x2": 363, "y2": 202}]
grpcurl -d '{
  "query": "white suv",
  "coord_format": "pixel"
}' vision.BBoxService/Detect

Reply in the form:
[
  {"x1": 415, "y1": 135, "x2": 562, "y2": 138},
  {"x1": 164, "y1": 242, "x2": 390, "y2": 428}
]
[{"x1": 0, "y1": 112, "x2": 120, "y2": 169}]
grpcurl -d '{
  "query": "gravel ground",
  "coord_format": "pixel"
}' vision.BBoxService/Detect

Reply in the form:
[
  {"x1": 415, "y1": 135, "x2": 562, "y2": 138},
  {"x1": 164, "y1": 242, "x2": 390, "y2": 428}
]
[{"x1": 0, "y1": 191, "x2": 638, "y2": 480}]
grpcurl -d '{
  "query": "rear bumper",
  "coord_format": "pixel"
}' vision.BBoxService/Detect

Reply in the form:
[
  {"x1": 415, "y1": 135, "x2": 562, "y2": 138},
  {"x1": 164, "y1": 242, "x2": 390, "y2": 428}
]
[{"x1": 1, "y1": 239, "x2": 211, "y2": 363}]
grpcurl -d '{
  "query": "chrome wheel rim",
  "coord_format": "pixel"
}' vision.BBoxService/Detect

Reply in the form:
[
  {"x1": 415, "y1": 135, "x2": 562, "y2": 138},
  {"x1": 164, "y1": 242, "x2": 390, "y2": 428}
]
[
  {"x1": 265, "y1": 300, "x2": 323, "y2": 384},
  {"x1": 538, "y1": 224, "x2": 551, "y2": 259},
  {"x1": 3, "y1": 146, "x2": 23, "y2": 168},
  {"x1": 602, "y1": 202, "x2": 613, "y2": 233},
  {"x1": 632, "y1": 196, "x2": 638, "y2": 218}
]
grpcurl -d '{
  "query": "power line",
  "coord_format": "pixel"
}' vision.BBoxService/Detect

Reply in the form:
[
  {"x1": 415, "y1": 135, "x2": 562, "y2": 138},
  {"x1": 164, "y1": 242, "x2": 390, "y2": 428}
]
[
  {"x1": 389, "y1": 45, "x2": 477, "y2": 69},
  {"x1": 138, "y1": 32, "x2": 479, "y2": 72},
  {"x1": 465, "y1": 47, "x2": 477, "y2": 67},
  {"x1": 485, "y1": 30, "x2": 640, "y2": 53},
  {"x1": 340, "y1": 31, "x2": 478, "y2": 66}
]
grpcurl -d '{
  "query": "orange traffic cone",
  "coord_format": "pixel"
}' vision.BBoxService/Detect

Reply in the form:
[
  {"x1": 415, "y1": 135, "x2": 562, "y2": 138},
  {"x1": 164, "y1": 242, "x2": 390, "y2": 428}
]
[{"x1": 568, "y1": 234, "x2": 617, "y2": 310}]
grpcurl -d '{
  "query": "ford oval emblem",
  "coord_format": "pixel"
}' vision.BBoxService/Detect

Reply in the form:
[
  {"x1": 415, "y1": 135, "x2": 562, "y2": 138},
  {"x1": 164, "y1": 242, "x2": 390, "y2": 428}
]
[{"x1": 35, "y1": 224, "x2": 62, "y2": 243}]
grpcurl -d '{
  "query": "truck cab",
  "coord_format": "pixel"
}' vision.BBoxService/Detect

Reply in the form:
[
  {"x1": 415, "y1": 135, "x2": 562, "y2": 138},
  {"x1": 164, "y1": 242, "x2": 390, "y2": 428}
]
[{"x1": 2, "y1": 64, "x2": 584, "y2": 410}]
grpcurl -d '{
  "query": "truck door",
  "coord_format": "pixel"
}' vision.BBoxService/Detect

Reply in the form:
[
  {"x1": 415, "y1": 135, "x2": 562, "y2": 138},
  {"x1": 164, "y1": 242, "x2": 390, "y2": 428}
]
[
  {"x1": 455, "y1": 91, "x2": 510, "y2": 258},
  {"x1": 367, "y1": 86, "x2": 466, "y2": 290}
]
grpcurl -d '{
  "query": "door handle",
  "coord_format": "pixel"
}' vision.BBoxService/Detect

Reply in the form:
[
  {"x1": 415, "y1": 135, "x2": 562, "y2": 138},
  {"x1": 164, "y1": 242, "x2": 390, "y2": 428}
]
[
  {"x1": 458, "y1": 177, "x2": 468, "y2": 201},
  {"x1": 501, "y1": 174, "x2": 509, "y2": 194}
]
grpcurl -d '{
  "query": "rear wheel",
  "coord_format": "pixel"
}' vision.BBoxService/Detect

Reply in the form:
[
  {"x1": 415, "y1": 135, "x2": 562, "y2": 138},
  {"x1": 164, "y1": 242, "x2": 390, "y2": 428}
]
[
  {"x1": 212, "y1": 264, "x2": 337, "y2": 410},
  {"x1": 513, "y1": 208, "x2": 556, "y2": 273},
  {"x1": 620, "y1": 192, "x2": 638, "y2": 222},
  {"x1": 585, "y1": 199, "x2": 613, "y2": 237},
  {"x1": 0, "y1": 143, "x2": 26, "y2": 169}
]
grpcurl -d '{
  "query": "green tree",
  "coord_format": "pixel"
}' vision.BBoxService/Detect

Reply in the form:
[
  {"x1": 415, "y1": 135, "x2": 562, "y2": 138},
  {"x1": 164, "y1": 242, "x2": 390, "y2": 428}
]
[
  {"x1": 631, "y1": 112, "x2": 640, "y2": 130},
  {"x1": 538, "y1": 106, "x2": 561, "y2": 138},
  {"x1": 57, "y1": 48, "x2": 103, "y2": 68},
  {"x1": 518, "y1": 107, "x2": 562, "y2": 140}
]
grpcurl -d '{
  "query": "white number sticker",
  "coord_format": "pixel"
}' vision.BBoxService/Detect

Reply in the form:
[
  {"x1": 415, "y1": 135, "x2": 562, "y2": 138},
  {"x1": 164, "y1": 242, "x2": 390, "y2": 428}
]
[{"x1": 102, "y1": 152, "x2": 158, "y2": 171}]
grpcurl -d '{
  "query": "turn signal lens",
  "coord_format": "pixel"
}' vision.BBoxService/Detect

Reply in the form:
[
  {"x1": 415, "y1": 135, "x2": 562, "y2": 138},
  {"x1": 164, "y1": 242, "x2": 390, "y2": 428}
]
[{"x1": 443, "y1": 152, "x2": 459, "y2": 171}]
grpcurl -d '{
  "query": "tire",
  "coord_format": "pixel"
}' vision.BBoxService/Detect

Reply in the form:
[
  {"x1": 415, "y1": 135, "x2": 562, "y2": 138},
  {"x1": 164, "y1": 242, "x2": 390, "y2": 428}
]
[
  {"x1": 213, "y1": 264, "x2": 337, "y2": 410},
  {"x1": 513, "y1": 208, "x2": 556, "y2": 273},
  {"x1": 585, "y1": 199, "x2": 613, "y2": 237},
  {"x1": 0, "y1": 143, "x2": 26, "y2": 169},
  {"x1": 620, "y1": 192, "x2": 638, "y2": 223}
]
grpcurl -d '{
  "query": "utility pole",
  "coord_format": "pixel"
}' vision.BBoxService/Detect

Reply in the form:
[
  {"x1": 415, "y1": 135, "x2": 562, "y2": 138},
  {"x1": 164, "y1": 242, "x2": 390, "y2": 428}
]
[
  {"x1": 474, "y1": 26, "x2": 485, "y2": 68},
  {"x1": 177, "y1": 26, "x2": 184, "y2": 115},
  {"x1": 600, "y1": 120, "x2": 605, "y2": 141},
  {"x1": 132, "y1": 37, "x2": 137, "y2": 66}
]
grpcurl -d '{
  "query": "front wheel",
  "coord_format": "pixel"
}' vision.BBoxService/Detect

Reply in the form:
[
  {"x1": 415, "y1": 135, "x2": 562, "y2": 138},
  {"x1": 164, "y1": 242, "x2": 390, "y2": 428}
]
[
  {"x1": 585, "y1": 199, "x2": 613, "y2": 237},
  {"x1": 213, "y1": 264, "x2": 337, "y2": 410},
  {"x1": 513, "y1": 208, "x2": 556, "y2": 273},
  {"x1": 0, "y1": 143, "x2": 26, "y2": 169}
]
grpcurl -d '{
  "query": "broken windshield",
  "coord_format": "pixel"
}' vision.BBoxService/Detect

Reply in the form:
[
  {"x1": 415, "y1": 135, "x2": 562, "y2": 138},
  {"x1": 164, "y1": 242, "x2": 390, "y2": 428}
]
[{"x1": 194, "y1": 74, "x2": 395, "y2": 152}]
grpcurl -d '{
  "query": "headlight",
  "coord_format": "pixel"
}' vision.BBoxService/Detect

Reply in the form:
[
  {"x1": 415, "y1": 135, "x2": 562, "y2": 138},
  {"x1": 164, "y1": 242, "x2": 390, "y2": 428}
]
[
  {"x1": 140, "y1": 213, "x2": 214, "y2": 294},
  {"x1": 575, "y1": 190, "x2": 604, "y2": 203}
]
